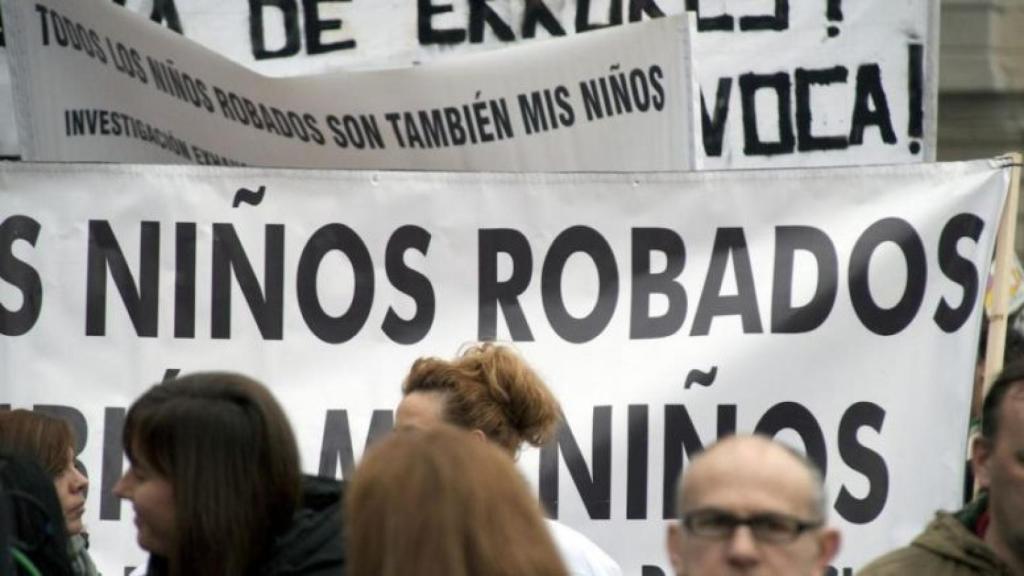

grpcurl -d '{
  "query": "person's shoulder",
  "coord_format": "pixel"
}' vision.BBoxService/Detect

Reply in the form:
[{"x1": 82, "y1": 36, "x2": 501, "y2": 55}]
[
  {"x1": 300, "y1": 474, "x2": 344, "y2": 507},
  {"x1": 259, "y1": 475, "x2": 345, "y2": 576},
  {"x1": 545, "y1": 520, "x2": 622, "y2": 576},
  {"x1": 858, "y1": 511, "x2": 988, "y2": 576},
  {"x1": 857, "y1": 544, "x2": 936, "y2": 576}
]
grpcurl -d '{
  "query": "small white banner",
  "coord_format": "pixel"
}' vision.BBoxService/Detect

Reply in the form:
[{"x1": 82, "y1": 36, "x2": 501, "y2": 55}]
[
  {"x1": 0, "y1": 159, "x2": 1010, "y2": 575},
  {"x1": 1, "y1": 0, "x2": 697, "y2": 171}
]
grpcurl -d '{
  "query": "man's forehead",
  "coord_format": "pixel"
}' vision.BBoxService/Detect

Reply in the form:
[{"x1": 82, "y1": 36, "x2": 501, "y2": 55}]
[
  {"x1": 1001, "y1": 384, "x2": 1024, "y2": 426},
  {"x1": 1006, "y1": 381, "x2": 1024, "y2": 402}
]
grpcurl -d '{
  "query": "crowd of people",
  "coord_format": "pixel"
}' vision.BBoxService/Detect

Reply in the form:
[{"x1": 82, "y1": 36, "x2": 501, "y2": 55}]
[{"x1": 0, "y1": 342, "x2": 1022, "y2": 575}]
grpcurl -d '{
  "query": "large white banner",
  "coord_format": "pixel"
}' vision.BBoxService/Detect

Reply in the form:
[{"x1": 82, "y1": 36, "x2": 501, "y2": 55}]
[
  {"x1": 1, "y1": 0, "x2": 696, "y2": 171},
  {"x1": 0, "y1": 160, "x2": 1010, "y2": 575},
  {"x1": 0, "y1": 0, "x2": 937, "y2": 168}
]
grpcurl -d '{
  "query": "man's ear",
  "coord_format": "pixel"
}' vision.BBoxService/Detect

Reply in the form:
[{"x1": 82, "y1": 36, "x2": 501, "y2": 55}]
[
  {"x1": 470, "y1": 429, "x2": 488, "y2": 443},
  {"x1": 971, "y1": 435, "x2": 994, "y2": 490},
  {"x1": 816, "y1": 528, "x2": 841, "y2": 569},
  {"x1": 667, "y1": 523, "x2": 685, "y2": 575}
]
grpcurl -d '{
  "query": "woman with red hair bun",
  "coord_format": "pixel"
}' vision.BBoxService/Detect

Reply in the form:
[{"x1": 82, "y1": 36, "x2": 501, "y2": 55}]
[{"x1": 397, "y1": 343, "x2": 622, "y2": 576}]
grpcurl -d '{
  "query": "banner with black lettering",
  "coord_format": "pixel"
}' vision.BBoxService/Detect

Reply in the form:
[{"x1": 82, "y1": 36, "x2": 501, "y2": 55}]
[
  {"x1": 0, "y1": 159, "x2": 1009, "y2": 575},
  {"x1": 692, "y1": 0, "x2": 938, "y2": 169},
  {"x1": 0, "y1": 0, "x2": 937, "y2": 168},
  {"x1": 1, "y1": 0, "x2": 696, "y2": 170}
]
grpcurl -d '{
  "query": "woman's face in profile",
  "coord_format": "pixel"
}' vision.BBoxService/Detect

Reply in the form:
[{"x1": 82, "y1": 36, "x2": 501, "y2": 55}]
[
  {"x1": 113, "y1": 453, "x2": 176, "y2": 556},
  {"x1": 53, "y1": 449, "x2": 89, "y2": 535}
]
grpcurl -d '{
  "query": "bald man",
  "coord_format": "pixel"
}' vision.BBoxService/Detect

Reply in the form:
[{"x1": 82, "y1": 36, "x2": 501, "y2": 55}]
[{"x1": 666, "y1": 435, "x2": 841, "y2": 576}]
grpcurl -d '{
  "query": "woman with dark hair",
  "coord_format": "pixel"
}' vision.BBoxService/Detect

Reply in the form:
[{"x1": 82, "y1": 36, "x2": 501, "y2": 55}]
[
  {"x1": 0, "y1": 410, "x2": 96, "y2": 575},
  {"x1": 114, "y1": 372, "x2": 345, "y2": 576},
  {"x1": 347, "y1": 424, "x2": 568, "y2": 576},
  {"x1": 396, "y1": 343, "x2": 622, "y2": 576},
  {"x1": 0, "y1": 451, "x2": 75, "y2": 575}
]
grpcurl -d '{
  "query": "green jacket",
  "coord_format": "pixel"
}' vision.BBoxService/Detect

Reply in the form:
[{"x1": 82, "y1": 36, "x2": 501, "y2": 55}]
[{"x1": 858, "y1": 496, "x2": 1014, "y2": 576}]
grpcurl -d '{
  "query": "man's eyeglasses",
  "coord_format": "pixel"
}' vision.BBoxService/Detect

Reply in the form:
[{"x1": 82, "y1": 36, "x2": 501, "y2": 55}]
[{"x1": 681, "y1": 508, "x2": 823, "y2": 544}]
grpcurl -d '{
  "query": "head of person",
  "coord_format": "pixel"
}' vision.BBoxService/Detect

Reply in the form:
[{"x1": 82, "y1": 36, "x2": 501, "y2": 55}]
[
  {"x1": 972, "y1": 359, "x2": 1024, "y2": 565},
  {"x1": 0, "y1": 410, "x2": 89, "y2": 536},
  {"x1": 666, "y1": 435, "x2": 840, "y2": 576},
  {"x1": 396, "y1": 342, "x2": 562, "y2": 456},
  {"x1": 972, "y1": 313, "x2": 1024, "y2": 418},
  {"x1": 347, "y1": 424, "x2": 568, "y2": 576},
  {"x1": 0, "y1": 452, "x2": 74, "y2": 576},
  {"x1": 114, "y1": 372, "x2": 302, "y2": 576}
]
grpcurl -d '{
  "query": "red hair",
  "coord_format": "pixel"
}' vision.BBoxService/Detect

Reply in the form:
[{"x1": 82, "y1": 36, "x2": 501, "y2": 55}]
[{"x1": 402, "y1": 343, "x2": 561, "y2": 454}]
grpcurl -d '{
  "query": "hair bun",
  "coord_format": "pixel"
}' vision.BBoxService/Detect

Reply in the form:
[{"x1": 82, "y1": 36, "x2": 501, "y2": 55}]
[
  {"x1": 464, "y1": 344, "x2": 562, "y2": 449},
  {"x1": 402, "y1": 344, "x2": 563, "y2": 454}
]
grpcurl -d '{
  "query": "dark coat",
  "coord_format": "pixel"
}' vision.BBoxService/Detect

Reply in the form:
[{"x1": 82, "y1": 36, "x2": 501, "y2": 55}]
[
  {"x1": 259, "y1": 475, "x2": 346, "y2": 576},
  {"x1": 141, "y1": 475, "x2": 346, "y2": 576}
]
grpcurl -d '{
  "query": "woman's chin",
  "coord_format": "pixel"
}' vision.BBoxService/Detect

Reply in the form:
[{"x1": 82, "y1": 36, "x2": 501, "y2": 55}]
[
  {"x1": 66, "y1": 518, "x2": 84, "y2": 536},
  {"x1": 65, "y1": 504, "x2": 87, "y2": 535}
]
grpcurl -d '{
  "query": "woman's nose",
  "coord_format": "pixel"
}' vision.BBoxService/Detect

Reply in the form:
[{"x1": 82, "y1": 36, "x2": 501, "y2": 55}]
[
  {"x1": 73, "y1": 466, "x2": 89, "y2": 491},
  {"x1": 113, "y1": 471, "x2": 132, "y2": 498}
]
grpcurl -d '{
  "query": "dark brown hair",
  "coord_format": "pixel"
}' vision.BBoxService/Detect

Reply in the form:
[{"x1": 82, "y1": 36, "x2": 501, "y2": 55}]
[
  {"x1": 0, "y1": 410, "x2": 74, "y2": 477},
  {"x1": 0, "y1": 452, "x2": 73, "y2": 576},
  {"x1": 402, "y1": 343, "x2": 561, "y2": 454},
  {"x1": 123, "y1": 372, "x2": 302, "y2": 576},
  {"x1": 346, "y1": 425, "x2": 568, "y2": 576},
  {"x1": 982, "y1": 358, "x2": 1024, "y2": 440}
]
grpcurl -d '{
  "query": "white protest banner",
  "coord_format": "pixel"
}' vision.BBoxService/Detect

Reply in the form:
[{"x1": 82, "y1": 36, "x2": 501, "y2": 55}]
[
  {"x1": 1, "y1": 0, "x2": 696, "y2": 171},
  {"x1": 0, "y1": 159, "x2": 1011, "y2": 575},
  {"x1": 0, "y1": 0, "x2": 937, "y2": 168}
]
